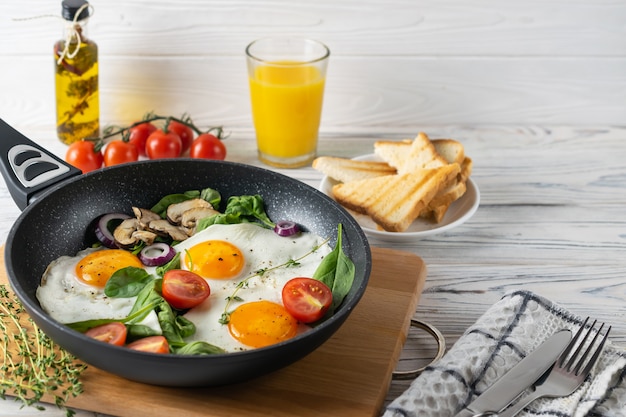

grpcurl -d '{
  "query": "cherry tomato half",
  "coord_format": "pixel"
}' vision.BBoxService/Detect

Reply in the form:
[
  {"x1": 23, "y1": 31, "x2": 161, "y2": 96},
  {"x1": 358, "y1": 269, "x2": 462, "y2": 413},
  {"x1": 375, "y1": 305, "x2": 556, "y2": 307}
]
[
  {"x1": 128, "y1": 121, "x2": 156, "y2": 156},
  {"x1": 190, "y1": 133, "x2": 226, "y2": 160},
  {"x1": 103, "y1": 140, "x2": 139, "y2": 167},
  {"x1": 281, "y1": 277, "x2": 332, "y2": 323},
  {"x1": 65, "y1": 140, "x2": 103, "y2": 173},
  {"x1": 145, "y1": 129, "x2": 183, "y2": 159},
  {"x1": 85, "y1": 322, "x2": 127, "y2": 346},
  {"x1": 162, "y1": 270, "x2": 211, "y2": 310},
  {"x1": 127, "y1": 335, "x2": 170, "y2": 354},
  {"x1": 168, "y1": 120, "x2": 194, "y2": 153}
]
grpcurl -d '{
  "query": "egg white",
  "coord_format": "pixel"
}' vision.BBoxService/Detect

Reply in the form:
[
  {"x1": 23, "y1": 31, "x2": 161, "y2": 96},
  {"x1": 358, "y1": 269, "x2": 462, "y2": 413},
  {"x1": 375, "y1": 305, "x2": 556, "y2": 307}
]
[
  {"x1": 177, "y1": 223, "x2": 332, "y2": 352},
  {"x1": 36, "y1": 247, "x2": 161, "y2": 332},
  {"x1": 36, "y1": 222, "x2": 332, "y2": 352}
]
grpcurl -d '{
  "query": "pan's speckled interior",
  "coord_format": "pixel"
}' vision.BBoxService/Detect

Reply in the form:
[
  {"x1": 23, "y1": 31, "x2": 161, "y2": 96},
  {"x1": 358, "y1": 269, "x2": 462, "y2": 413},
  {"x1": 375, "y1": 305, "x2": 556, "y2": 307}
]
[{"x1": 5, "y1": 159, "x2": 371, "y2": 387}]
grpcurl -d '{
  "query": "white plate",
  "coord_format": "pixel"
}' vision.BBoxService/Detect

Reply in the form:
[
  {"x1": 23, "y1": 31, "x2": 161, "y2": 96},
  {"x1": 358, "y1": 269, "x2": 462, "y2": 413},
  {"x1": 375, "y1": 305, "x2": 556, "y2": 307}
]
[{"x1": 318, "y1": 154, "x2": 480, "y2": 242}]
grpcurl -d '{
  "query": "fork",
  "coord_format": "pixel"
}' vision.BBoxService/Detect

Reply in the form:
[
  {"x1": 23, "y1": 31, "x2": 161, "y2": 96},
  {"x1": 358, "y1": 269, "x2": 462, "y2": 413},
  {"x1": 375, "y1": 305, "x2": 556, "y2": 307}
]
[{"x1": 498, "y1": 317, "x2": 610, "y2": 417}]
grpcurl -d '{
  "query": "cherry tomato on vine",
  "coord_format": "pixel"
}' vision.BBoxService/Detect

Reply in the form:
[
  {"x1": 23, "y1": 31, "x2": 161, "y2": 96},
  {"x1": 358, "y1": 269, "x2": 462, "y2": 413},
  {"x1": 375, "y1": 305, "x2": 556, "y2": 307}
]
[
  {"x1": 65, "y1": 140, "x2": 103, "y2": 173},
  {"x1": 85, "y1": 322, "x2": 127, "y2": 346},
  {"x1": 127, "y1": 336, "x2": 170, "y2": 354},
  {"x1": 168, "y1": 120, "x2": 194, "y2": 153},
  {"x1": 282, "y1": 277, "x2": 332, "y2": 323},
  {"x1": 103, "y1": 140, "x2": 139, "y2": 167},
  {"x1": 162, "y1": 270, "x2": 211, "y2": 310},
  {"x1": 145, "y1": 129, "x2": 183, "y2": 159},
  {"x1": 128, "y1": 121, "x2": 156, "y2": 156},
  {"x1": 190, "y1": 133, "x2": 226, "y2": 160}
]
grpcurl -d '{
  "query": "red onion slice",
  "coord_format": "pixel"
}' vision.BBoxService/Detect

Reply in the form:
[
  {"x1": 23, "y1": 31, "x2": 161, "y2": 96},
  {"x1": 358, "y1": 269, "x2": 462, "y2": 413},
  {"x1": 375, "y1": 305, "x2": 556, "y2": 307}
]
[
  {"x1": 139, "y1": 243, "x2": 176, "y2": 266},
  {"x1": 274, "y1": 220, "x2": 300, "y2": 237},
  {"x1": 95, "y1": 213, "x2": 131, "y2": 248}
]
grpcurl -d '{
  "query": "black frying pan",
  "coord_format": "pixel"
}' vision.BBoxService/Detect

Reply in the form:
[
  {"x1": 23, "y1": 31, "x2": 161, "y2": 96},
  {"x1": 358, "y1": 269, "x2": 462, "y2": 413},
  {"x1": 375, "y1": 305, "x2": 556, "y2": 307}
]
[{"x1": 0, "y1": 118, "x2": 371, "y2": 386}]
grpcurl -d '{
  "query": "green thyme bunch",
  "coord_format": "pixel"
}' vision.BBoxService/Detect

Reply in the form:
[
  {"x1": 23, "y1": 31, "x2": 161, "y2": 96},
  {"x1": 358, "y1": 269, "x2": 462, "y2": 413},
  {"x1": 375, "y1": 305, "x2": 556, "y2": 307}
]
[{"x1": 0, "y1": 284, "x2": 86, "y2": 417}]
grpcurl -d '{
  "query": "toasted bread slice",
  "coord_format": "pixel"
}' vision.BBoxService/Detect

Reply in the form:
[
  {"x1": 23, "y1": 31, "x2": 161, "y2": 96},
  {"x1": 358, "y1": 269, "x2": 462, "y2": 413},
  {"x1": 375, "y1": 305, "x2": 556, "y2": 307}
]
[
  {"x1": 432, "y1": 139, "x2": 465, "y2": 165},
  {"x1": 399, "y1": 132, "x2": 448, "y2": 174},
  {"x1": 419, "y1": 181, "x2": 467, "y2": 223},
  {"x1": 458, "y1": 156, "x2": 473, "y2": 183},
  {"x1": 312, "y1": 156, "x2": 396, "y2": 183},
  {"x1": 419, "y1": 157, "x2": 473, "y2": 222},
  {"x1": 332, "y1": 163, "x2": 460, "y2": 232},
  {"x1": 374, "y1": 133, "x2": 450, "y2": 174},
  {"x1": 373, "y1": 139, "x2": 412, "y2": 171}
]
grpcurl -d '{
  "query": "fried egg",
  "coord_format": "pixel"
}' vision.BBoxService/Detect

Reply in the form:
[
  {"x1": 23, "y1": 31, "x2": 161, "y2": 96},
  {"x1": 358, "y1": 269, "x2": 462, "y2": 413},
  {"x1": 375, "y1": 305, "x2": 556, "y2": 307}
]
[
  {"x1": 36, "y1": 222, "x2": 331, "y2": 353},
  {"x1": 36, "y1": 247, "x2": 161, "y2": 331},
  {"x1": 177, "y1": 222, "x2": 331, "y2": 352}
]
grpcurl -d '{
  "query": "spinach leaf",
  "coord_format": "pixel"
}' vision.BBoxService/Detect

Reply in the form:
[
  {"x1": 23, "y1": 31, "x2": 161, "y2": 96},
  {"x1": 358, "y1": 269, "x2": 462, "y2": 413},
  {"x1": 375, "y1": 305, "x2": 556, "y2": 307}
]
[
  {"x1": 224, "y1": 195, "x2": 275, "y2": 228},
  {"x1": 200, "y1": 187, "x2": 221, "y2": 209},
  {"x1": 313, "y1": 224, "x2": 356, "y2": 313},
  {"x1": 175, "y1": 341, "x2": 226, "y2": 355},
  {"x1": 126, "y1": 324, "x2": 160, "y2": 342},
  {"x1": 66, "y1": 300, "x2": 161, "y2": 333},
  {"x1": 104, "y1": 266, "x2": 154, "y2": 298},
  {"x1": 175, "y1": 315, "x2": 196, "y2": 339},
  {"x1": 150, "y1": 187, "x2": 220, "y2": 218},
  {"x1": 128, "y1": 280, "x2": 163, "y2": 324},
  {"x1": 151, "y1": 190, "x2": 201, "y2": 218},
  {"x1": 155, "y1": 252, "x2": 180, "y2": 277}
]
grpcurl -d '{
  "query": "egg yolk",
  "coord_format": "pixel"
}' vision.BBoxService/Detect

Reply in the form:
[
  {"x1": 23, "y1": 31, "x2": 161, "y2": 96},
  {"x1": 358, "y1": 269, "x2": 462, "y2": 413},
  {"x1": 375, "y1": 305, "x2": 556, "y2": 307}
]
[
  {"x1": 75, "y1": 249, "x2": 143, "y2": 288},
  {"x1": 228, "y1": 301, "x2": 298, "y2": 348},
  {"x1": 184, "y1": 240, "x2": 244, "y2": 279}
]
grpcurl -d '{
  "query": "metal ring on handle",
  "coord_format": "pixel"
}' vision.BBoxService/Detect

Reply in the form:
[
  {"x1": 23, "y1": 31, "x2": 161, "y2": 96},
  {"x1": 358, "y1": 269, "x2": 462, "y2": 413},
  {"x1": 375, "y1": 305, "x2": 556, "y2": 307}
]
[{"x1": 392, "y1": 319, "x2": 446, "y2": 380}]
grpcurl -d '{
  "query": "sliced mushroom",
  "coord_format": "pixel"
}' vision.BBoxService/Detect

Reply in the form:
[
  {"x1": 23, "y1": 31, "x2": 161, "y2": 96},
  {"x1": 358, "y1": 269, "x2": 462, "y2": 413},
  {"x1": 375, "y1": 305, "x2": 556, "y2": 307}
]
[
  {"x1": 180, "y1": 206, "x2": 220, "y2": 229},
  {"x1": 166, "y1": 199, "x2": 213, "y2": 225},
  {"x1": 132, "y1": 207, "x2": 161, "y2": 229},
  {"x1": 114, "y1": 218, "x2": 141, "y2": 248},
  {"x1": 131, "y1": 230, "x2": 158, "y2": 246},
  {"x1": 148, "y1": 219, "x2": 190, "y2": 242}
]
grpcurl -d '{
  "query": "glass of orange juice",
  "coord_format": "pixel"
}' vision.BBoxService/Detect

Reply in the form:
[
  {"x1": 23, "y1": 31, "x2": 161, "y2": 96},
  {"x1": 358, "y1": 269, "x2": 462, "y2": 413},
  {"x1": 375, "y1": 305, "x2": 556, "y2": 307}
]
[{"x1": 246, "y1": 37, "x2": 330, "y2": 168}]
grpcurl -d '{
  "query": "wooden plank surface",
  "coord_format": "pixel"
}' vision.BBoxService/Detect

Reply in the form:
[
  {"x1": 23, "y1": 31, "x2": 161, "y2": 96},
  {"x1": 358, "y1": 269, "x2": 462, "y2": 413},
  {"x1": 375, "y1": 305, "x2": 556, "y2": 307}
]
[
  {"x1": 0, "y1": 247, "x2": 426, "y2": 417},
  {"x1": 2, "y1": 0, "x2": 625, "y2": 128}
]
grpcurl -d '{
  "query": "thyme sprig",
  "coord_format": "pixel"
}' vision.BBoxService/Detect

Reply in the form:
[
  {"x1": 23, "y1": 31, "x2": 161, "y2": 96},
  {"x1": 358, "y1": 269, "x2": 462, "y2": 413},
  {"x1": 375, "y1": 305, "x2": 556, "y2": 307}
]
[
  {"x1": 0, "y1": 285, "x2": 86, "y2": 417},
  {"x1": 218, "y1": 239, "x2": 330, "y2": 325},
  {"x1": 85, "y1": 111, "x2": 228, "y2": 152}
]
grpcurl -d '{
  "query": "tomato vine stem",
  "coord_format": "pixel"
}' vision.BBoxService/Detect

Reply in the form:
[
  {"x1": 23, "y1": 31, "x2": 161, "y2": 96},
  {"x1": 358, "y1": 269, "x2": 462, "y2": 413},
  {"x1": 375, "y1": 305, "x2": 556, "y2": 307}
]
[{"x1": 84, "y1": 112, "x2": 227, "y2": 152}]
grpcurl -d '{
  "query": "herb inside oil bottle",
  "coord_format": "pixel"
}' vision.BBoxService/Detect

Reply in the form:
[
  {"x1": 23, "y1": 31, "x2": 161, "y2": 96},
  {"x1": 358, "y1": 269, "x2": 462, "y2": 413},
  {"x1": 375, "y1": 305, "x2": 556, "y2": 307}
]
[{"x1": 55, "y1": 0, "x2": 99, "y2": 146}]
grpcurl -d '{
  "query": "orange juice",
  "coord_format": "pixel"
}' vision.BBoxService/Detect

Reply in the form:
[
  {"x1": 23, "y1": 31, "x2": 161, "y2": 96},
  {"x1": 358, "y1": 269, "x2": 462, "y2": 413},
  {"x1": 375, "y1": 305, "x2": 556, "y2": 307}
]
[{"x1": 249, "y1": 61, "x2": 325, "y2": 166}]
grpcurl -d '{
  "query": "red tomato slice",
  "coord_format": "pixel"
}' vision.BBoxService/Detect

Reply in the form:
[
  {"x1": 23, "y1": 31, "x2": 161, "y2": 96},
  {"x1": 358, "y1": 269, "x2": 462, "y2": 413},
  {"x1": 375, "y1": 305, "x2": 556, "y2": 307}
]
[
  {"x1": 85, "y1": 322, "x2": 127, "y2": 346},
  {"x1": 162, "y1": 270, "x2": 211, "y2": 310},
  {"x1": 127, "y1": 335, "x2": 170, "y2": 354},
  {"x1": 282, "y1": 277, "x2": 332, "y2": 323}
]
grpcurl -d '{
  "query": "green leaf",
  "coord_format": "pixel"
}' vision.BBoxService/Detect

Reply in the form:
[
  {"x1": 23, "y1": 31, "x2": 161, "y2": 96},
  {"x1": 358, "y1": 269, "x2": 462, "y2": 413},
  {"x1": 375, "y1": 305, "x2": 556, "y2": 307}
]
[
  {"x1": 313, "y1": 224, "x2": 356, "y2": 313},
  {"x1": 155, "y1": 252, "x2": 180, "y2": 277},
  {"x1": 196, "y1": 213, "x2": 245, "y2": 232},
  {"x1": 150, "y1": 190, "x2": 201, "y2": 218},
  {"x1": 104, "y1": 267, "x2": 154, "y2": 298},
  {"x1": 66, "y1": 300, "x2": 161, "y2": 333},
  {"x1": 224, "y1": 195, "x2": 275, "y2": 228},
  {"x1": 175, "y1": 341, "x2": 226, "y2": 355},
  {"x1": 175, "y1": 315, "x2": 196, "y2": 338},
  {"x1": 126, "y1": 324, "x2": 160, "y2": 342},
  {"x1": 200, "y1": 187, "x2": 221, "y2": 209}
]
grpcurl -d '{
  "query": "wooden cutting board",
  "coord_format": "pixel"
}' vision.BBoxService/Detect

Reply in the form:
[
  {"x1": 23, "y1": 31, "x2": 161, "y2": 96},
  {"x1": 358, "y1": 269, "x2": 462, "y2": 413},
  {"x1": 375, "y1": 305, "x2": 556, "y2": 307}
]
[{"x1": 0, "y1": 247, "x2": 426, "y2": 417}]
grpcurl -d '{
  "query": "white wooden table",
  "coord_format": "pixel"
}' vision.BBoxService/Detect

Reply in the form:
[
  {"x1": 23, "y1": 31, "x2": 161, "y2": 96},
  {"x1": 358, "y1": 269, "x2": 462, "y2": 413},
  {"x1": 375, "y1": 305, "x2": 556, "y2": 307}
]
[{"x1": 1, "y1": 125, "x2": 625, "y2": 416}]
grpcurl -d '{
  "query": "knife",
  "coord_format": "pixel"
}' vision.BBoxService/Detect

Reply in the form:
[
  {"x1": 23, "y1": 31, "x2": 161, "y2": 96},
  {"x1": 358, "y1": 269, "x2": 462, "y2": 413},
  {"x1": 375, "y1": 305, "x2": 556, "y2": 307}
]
[{"x1": 454, "y1": 328, "x2": 572, "y2": 417}]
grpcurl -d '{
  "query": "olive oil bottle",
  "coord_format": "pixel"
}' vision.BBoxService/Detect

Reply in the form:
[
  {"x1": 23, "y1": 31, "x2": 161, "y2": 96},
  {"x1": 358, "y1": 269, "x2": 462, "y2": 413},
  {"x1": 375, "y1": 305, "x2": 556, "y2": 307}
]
[{"x1": 54, "y1": 0, "x2": 99, "y2": 145}]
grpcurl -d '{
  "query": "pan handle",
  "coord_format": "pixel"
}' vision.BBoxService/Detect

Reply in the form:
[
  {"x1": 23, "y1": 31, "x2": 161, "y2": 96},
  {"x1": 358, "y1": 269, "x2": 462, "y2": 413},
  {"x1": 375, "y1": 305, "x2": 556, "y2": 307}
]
[{"x1": 0, "y1": 118, "x2": 82, "y2": 210}]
